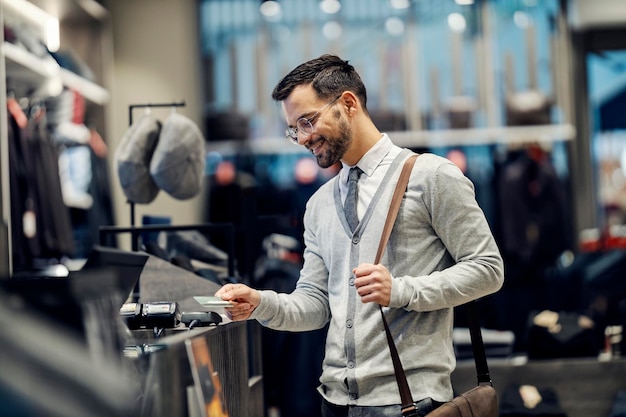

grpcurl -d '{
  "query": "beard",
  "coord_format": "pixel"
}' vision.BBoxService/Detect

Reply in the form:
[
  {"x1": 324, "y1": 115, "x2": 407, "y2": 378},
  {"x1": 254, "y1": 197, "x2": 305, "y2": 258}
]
[{"x1": 311, "y1": 114, "x2": 352, "y2": 169}]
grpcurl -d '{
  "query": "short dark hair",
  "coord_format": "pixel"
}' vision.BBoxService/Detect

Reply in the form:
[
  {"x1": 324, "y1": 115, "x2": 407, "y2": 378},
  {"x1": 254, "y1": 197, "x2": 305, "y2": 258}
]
[{"x1": 271, "y1": 54, "x2": 368, "y2": 112}]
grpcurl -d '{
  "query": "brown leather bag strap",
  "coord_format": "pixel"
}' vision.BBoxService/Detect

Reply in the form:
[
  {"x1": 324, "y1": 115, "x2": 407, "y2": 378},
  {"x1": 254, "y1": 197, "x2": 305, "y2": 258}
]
[
  {"x1": 376, "y1": 154, "x2": 419, "y2": 411},
  {"x1": 374, "y1": 154, "x2": 419, "y2": 265},
  {"x1": 375, "y1": 153, "x2": 492, "y2": 415}
]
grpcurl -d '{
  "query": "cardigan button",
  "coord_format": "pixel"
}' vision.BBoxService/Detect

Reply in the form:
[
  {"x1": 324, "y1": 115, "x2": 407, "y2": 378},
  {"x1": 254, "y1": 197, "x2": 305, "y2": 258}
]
[{"x1": 352, "y1": 236, "x2": 359, "y2": 244}]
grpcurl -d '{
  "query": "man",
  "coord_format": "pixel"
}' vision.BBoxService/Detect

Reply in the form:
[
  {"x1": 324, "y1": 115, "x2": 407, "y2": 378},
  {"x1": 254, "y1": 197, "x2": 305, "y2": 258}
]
[{"x1": 215, "y1": 54, "x2": 504, "y2": 417}]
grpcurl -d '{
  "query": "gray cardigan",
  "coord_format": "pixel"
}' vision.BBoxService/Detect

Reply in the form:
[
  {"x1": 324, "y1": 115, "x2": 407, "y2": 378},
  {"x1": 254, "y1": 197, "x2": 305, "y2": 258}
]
[{"x1": 251, "y1": 148, "x2": 504, "y2": 407}]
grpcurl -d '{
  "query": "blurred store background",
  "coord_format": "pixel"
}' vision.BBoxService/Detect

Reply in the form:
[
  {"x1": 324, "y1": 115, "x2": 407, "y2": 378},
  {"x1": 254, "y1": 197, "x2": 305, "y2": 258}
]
[{"x1": 2, "y1": 0, "x2": 626, "y2": 416}]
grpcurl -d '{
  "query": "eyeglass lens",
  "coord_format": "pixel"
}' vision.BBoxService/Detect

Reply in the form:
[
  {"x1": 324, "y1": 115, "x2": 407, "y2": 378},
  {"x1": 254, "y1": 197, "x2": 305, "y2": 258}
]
[
  {"x1": 297, "y1": 118, "x2": 314, "y2": 135},
  {"x1": 285, "y1": 117, "x2": 313, "y2": 143}
]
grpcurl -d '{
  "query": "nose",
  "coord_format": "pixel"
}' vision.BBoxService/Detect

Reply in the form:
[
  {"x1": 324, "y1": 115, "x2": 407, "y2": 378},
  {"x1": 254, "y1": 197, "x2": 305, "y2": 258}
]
[{"x1": 297, "y1": 131, "x2": 313, "y2": 147}]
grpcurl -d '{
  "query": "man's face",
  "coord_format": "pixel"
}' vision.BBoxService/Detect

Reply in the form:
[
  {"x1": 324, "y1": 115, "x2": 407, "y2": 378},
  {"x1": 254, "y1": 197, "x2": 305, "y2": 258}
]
[{"x1": 282, "y1": 86, "x2": 352, "y2": 169}]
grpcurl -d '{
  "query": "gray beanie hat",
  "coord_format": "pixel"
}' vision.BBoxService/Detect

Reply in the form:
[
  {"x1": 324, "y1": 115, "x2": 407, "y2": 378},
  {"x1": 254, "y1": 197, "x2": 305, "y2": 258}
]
[
  {"x1": 115, "y1": 114, "x2": 161, "y2": 204},
  {"x1": 149, "y1": 113, "x2": 206, "y2": 200}
]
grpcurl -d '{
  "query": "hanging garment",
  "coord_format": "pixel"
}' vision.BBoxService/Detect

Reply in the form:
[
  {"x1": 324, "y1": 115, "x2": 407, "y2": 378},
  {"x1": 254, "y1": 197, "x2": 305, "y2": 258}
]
[
  {"x1": 27, "y1": 105, "x2": 76, "y2": 259},
  {"x1": 497, "y1": 149, "x2": 570, "y2": 285},
  {"x1": 493, "y1": 148, "x2": 571, "y2": 351},
  {"x1": 8, "y1": 101, "x2": 76, "y2": 271},
  {"x1": 7, "y1": 105, "x2": 42, "y2": 269}
]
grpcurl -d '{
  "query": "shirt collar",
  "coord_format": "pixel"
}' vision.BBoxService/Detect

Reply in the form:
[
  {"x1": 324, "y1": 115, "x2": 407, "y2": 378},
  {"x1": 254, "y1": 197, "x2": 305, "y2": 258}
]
[{"x1": 341, "y1": 133, "x2": 392, "y2": 182}]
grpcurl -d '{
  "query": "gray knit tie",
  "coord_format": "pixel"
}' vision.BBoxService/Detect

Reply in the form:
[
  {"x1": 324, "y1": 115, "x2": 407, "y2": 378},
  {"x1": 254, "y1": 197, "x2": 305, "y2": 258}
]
[{"x1": 344, "y1": 167, "x2": 363, "y2": 231}]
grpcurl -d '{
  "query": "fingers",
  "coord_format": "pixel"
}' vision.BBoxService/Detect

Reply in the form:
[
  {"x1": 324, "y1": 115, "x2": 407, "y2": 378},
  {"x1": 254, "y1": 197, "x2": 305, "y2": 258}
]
[
  {"x1": 214, "y1": 283, "x2": 261, "y2": 321},
  {"x1": 353, "y1": 263, "x2": 385, "y2": 289},
  {"x1": 213, "y1": 283, "x2": 234, "y2": 299},
  {"x1": 352, "y1": 263, "x2": 376, "y2": 278},
  {"x1": 353, "y1": 263, "x2": 392, "y2": 306},
  {"x1": 225, "y1": 301, "x2": 254, "y2": 321},
  {"x1": 214, "y1": 283, "x2": 247, "y2": 301}
]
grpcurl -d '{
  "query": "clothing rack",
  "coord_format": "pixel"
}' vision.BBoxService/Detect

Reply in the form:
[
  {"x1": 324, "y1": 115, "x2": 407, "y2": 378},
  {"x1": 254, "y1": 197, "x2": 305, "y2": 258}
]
[
  {"x1": 99, "y1": 223, "x2": 236, "y2": 302},
  {"x1": 107, "y1": 100, "x2": 233, "y2": 303},
  {"x1": 126, "y1": 100, "x2": 186, "y2": 250}
]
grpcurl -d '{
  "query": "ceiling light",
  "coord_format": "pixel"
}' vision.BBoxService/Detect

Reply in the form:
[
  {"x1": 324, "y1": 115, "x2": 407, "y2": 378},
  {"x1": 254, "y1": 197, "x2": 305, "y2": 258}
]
[
  {"x1": 322, "y1": 21, "x2": 342, "y2": 40},
  {"x1": 385, "y1": 17, "x2": 405, "y2": 36},
  {"x1": 320, "y1": 0, "x2": 341, "y2": 14},
  {"x1": 389, "y1": 0, "x2": 410, "y2": 9},
  {"x1": 513, "y1": 11, "x2": 531, "y2": 29},
  {"x1": 259, "y1": 1, "x2": 282, "y2": 20},
  {"x1": 447, "y1": 12, "x2": 467, "y2": 32}
]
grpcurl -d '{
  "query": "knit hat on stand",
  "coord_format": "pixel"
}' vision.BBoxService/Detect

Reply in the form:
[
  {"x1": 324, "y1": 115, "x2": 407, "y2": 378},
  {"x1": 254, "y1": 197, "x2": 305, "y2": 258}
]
[
  {"x1": 115, "y1": 114, "x2": 162, "y2": 204},
  {"x1": 149, "y1": 112, "x2": 206, "y2": 200}
]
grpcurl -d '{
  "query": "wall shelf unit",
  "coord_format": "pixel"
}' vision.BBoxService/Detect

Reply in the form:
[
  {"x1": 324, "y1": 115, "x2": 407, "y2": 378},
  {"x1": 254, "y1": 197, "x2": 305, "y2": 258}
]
[
  {"x1": 1, "y1": 0, "x2": 110, "y2": 104},
  {"x1": 0, "y1": 0, "x2": 112, "y2": 275},
  {"x1": 206, "y1": 123, "x2": 576, "y2": 158}
]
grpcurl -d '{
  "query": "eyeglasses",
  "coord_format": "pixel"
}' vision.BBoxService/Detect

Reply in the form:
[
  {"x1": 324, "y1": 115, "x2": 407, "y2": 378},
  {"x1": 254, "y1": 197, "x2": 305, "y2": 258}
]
[{"x1": 285, "y1": 94, "x2": 342, "y2": 144}]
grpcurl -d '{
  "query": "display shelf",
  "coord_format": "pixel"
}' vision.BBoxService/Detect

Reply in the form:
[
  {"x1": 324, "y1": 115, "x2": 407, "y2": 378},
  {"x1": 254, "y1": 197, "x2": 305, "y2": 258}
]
[
  {"x1": 389, "y1": 123, "x2": 576, "y2": 148},
  {"x1": 60, "y1": 67, "x2": 110, "y2": 105},
  {"x1": 1, "y1": 0, "x2": 53, "y2": 41},
  {"x1": 206, "y1": 123, "x2": 577, "y2": 156},
  {"x1": 1, "y1": 0, "x2": 112, "y2": 275},
  {"x1": 1, "y1": 0, "x2": 110, "y2": 104},
  {"x1": 29, "y1": 0, "x2": 109, "y2": 22},
  {"x1": 3, "y1": 41, "x2": 61, "y2": 97},
  {"x1": 3, "y1": 41, "x2": 58, "y2": 79},
  {"x1": 2, "y1": 41, "x2": 109, "y2": 104}
]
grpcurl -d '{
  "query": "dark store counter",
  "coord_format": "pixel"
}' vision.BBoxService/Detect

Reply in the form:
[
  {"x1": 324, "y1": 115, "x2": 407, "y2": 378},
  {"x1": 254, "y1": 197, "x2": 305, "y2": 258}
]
[{"x1": 128, "y1": 321, "x2": 264, "y2": 417}]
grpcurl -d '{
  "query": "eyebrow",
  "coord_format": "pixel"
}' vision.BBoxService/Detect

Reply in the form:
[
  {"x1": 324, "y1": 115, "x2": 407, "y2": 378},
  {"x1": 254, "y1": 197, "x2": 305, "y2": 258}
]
[
  {"x1": 287, "y1": 109, "x2": 316, "y2": 128},
  {"x1": 290, "y1": 93, "x2": 341, "y2": 127},
  {"x1": 299, "y1": 109, "x2": 318, "y2": 121}
]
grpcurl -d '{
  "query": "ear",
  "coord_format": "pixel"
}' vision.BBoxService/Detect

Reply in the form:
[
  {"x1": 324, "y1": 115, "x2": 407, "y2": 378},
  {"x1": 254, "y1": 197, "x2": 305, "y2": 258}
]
[{"x1": 340, "y1": 91, "x2": 359, "y2": 115}]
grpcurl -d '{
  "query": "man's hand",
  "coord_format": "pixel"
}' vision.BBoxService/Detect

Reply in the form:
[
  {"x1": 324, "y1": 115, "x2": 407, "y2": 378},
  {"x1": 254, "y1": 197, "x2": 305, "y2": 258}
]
[
  {"x1": 353, "y1": 263, "x2": 393, "y2": 306},
  {"x1": 214, "y1": 283, "x2": 261, "y2": 321}
]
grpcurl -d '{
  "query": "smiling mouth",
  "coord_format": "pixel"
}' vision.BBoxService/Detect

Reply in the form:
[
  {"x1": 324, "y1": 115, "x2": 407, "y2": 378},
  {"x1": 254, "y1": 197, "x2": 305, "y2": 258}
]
[{"x1": 308, "y1": 139, "x2": 324, "y2": 156}]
